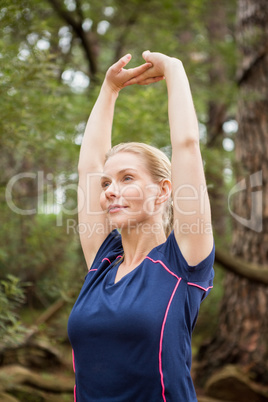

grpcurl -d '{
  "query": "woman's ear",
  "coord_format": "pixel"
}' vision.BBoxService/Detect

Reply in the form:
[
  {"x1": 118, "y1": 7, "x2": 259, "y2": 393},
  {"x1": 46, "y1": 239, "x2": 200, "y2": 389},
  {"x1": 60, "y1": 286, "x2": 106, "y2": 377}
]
[{"x1": 155, "y1": 179, "x2": 172, "y2": 205}]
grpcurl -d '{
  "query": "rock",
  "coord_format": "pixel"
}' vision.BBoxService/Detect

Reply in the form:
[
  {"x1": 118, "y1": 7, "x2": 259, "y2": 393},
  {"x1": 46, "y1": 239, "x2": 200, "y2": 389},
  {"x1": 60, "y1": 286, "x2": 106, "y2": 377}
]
[
  {"x1": 0, "y1": 392, "x2": 19, "y2": 402},
  {"x1": 7, "y1": 385, "x2": 73, "y2": 402},
  {"x1": 0, "y1": 365, "x2": 74, "y2": 393},
  {"x1": 8, "y1": 386, "x2": 45, "y2": 402},
  {"x1": 0, "y1": 339, "x2": 65, "y2": 369},
  {"x1": 205, "y1": 365, "x2": 268, "y2": 402}
]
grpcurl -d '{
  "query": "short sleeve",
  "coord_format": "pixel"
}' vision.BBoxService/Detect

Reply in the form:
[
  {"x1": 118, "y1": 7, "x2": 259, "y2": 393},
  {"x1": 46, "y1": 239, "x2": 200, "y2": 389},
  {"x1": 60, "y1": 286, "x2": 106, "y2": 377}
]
[
  {"x1": 158, "y1": 230, "x2": 215, "y2": 288},
  {"x1": 89, "y1": 229, "x2": 123, "y2": 271}
]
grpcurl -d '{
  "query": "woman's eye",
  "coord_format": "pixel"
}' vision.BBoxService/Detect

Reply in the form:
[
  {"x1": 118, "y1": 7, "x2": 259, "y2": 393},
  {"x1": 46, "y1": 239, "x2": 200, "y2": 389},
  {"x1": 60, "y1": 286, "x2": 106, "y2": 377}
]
[
  {"x1": 123, "y1": 176, "x2": 133, "y2": 182},
  {"x1": 101, "y1": 181, "x2": 110, "y2": 189}
]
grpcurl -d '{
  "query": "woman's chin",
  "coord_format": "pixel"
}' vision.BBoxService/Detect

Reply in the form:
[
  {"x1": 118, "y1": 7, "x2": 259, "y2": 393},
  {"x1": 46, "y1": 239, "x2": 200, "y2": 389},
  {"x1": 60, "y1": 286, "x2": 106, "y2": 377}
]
[
  {"x1": 108, "y1": 216, "x2": 139, "y2": 230},
  {"x1": 108, "y1": 216, "x2": 162, "y2": 235}
]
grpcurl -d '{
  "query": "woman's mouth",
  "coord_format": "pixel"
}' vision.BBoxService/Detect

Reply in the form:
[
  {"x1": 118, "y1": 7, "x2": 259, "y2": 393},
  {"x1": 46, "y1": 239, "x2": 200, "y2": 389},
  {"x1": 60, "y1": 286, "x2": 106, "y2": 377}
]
[{"x1": 108, "y1": 204, "x2": 128, "y2": 213}]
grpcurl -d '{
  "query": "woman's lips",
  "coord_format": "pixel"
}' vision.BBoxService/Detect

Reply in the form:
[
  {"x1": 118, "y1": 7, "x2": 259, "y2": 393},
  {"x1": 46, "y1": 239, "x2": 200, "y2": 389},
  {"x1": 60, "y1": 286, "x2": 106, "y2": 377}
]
[{"x1": 108, "y1": 204, "x2": 128, "y2": 213}]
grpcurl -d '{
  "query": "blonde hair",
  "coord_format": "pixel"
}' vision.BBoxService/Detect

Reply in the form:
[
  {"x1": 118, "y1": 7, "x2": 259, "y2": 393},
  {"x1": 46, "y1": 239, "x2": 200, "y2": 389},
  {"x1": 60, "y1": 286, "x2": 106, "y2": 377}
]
[{"x1": 105, "y1": 142, "x2": 173, "y2": 237}]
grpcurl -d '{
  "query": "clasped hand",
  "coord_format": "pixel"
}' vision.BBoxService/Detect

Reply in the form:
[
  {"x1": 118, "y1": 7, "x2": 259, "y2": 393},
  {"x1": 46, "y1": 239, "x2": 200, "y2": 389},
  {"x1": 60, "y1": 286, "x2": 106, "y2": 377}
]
[{"x1": 105, "y1": 51, "x2": 176, "y2": 93}]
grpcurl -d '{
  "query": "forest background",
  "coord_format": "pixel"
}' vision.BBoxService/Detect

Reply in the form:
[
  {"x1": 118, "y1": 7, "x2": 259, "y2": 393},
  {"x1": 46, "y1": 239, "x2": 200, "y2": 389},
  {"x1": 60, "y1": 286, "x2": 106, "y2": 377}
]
[{"x1": 1, "y1": 0, "x2": 268, "y2": 401}]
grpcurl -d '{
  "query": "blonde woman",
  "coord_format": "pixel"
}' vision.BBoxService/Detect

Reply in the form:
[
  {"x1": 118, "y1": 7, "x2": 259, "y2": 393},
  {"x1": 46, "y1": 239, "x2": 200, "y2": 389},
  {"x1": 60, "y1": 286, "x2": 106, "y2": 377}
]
[{"x1": 68, "y1": 51, "x2": 215, "y2": 402}]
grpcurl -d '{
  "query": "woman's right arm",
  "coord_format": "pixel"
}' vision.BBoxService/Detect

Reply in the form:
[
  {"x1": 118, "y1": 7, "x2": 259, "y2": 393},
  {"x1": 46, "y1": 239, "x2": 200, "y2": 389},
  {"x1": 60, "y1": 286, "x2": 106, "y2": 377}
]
[
  {"x1": 77, "y1": 82, "x2": 117, "y2": 268},
  {"x1": 77, "y1": 54, "x2": 157, "y2": 268}
]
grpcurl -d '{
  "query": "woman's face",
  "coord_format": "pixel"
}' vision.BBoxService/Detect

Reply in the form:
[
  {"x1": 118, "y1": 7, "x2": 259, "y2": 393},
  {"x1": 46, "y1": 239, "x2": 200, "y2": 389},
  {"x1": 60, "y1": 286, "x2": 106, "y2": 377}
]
[{"x1": 100, "y1": 152, "x2": 161, "y2": 229}]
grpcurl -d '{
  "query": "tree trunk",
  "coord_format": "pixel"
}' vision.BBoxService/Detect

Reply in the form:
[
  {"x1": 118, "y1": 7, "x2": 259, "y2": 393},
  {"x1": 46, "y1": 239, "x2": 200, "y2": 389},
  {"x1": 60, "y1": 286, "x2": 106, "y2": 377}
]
[
  {"x1": 205, "y1": 0, "x2": 229, "y2": 237},
  {"x1": 197, "y1": 0, "x2": 268, "y2": 386}
]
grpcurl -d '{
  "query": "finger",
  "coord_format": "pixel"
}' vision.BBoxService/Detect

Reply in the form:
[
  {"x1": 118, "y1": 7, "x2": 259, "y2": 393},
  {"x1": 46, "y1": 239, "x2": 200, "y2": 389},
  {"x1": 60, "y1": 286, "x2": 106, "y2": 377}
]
[
  {"x1": 124, "y1": 66, "x2": 153, "y2": 85},
  {"x1": 137, "y1": 76, "x2": 165, "y2": 85},
  {"x1": 127, "y1": 62, "x2": 152, "y2": 77},
  {"x1": 111, "y1": 53, "x2": 132, "y2": 73},
  {"x1": 124, "y1": 75, "x2": 164, "y2": 87},
  {"x1": 142, "y1": 50, "x2": 151, "y2": 62}
]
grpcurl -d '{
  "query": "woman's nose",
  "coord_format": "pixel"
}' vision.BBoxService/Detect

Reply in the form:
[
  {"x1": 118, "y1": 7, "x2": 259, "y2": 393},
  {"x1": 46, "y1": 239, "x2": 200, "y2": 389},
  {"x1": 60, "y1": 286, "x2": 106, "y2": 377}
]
[{"x1": 105, "y1": 181, "x2": 119, "y2": 198}]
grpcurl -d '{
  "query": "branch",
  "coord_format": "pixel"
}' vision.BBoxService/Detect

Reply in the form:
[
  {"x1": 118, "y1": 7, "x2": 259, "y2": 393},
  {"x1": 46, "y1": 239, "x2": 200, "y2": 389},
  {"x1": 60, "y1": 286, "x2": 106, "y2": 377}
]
[
  {"x1": 34, "y1": 298, "x2": 66, "y2": 326},
  {"x1": 23, "y1": 297, "x2": 68, "y2": 344},
  {"x1": 215, "y1": 248, "x2": 268, "y2": 285},
  {"x1": 75, "y1": 0, "x2": 84, "y2": 23},
  {"x1": 0, "y1": 297, "x2": 69, "y2": 353},
  {"x1": 47, "y1": 0, "x2": 98, "y2": 78},
  {"x1": 236, "y1": 45, "x2": 268, "y2": 85},
  {"x1": 112, "y1": 0, "x2": 151, "y2": 62},
  {"x1": 113, "y1": 12, "x2": 140, "y2": 62}
]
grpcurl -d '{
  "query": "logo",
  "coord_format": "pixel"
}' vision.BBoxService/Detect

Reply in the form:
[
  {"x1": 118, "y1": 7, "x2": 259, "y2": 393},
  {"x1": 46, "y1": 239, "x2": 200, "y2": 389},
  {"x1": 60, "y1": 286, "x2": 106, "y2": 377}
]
[{"x1": 228, "y1": 170, "x2": 263, "y2": 232}]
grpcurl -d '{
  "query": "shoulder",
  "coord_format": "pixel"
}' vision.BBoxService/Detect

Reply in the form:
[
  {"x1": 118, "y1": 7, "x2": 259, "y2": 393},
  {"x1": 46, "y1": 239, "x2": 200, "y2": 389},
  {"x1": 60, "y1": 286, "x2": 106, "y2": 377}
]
[
  {"x1": 155, "y1": 231, "x2": 215, "y2": 281},
  {"x1": 89, "y1": 229, "x2": 123, "y2": 270}
]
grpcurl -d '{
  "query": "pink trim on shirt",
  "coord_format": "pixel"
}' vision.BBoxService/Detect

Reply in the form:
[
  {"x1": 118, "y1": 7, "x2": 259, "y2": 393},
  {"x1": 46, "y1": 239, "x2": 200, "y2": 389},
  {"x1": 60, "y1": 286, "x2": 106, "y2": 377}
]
[
  {"x1": 88, "y1": 269, "x2": 97, "y2": 272},
  {"x1": 145, "y1": 257, "x2": 181, "y2": 281},
  {"x1": 145, "y1": 257, "x2": 181, "y2": 402},
  {"x1": 102, "y1": 257, "x2": 111, "y2": 264},
  {"x1": 74, "y1": 384, "x2": 76, "y2": 402},
  {"x1": 72, "y1": 349, "x2": 75, "y2": 372},
  {"x1": 187, "y1": 282, "x2": 213, "y2": 291},
  {"x1": 116, "y1": 255, "x2": 123, "y2": 259},
  {"x1": 72, "y1": 350, "x2": 76, "y2": 401}
]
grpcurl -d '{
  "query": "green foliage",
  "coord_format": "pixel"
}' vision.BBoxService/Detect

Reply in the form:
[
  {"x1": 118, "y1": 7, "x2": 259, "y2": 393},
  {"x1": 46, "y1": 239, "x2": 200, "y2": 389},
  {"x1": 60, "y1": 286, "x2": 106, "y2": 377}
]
[
  {"x1": 0, "y1": 0, "x2": 238, "y2": 338},
  {"x1": 0, "y1": 275, "x2": 29, "y2": 346},
  {"x1": 113, "y1": 83, "x2": 169, "y2": 148},
  {"x1": 0, "y1": 0, "x2": 86, "y2": 304}
]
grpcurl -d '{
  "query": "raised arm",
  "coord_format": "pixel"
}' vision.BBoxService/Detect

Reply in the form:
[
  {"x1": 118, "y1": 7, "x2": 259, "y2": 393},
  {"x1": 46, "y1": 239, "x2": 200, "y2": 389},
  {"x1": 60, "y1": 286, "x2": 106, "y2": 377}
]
[
  {"x1": 130, "y1": 51, "x2": 213, "y2": 265},
  {"x1": 78, "y1": 54, "x2": 160, "y2": 268}
]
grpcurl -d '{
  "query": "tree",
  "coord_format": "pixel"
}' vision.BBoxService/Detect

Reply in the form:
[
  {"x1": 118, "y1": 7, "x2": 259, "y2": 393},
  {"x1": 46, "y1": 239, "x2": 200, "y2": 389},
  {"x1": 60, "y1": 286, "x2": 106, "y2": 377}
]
[
  {"x1": 0, "y1": 0, "x2": 86, "y2": 304},
  {"x1": 205, "y1": 0, "x2": 236, "y2": 238},
  {"x1": 4, "y1": 1, "x2": 259, "y2": 399},
  {"x1": 0, "y1": 0, "x2": 238, "y2": 311},
  {"x1": 198, "y1": 0, "x2": 268, "y2": 385}
]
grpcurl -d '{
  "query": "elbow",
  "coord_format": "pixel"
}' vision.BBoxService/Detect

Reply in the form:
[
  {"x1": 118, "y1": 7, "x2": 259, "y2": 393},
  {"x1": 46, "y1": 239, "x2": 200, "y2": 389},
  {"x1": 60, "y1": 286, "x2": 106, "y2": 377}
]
[{"x1": 172, "y1": 136, "x2": 200, "y2": 151}]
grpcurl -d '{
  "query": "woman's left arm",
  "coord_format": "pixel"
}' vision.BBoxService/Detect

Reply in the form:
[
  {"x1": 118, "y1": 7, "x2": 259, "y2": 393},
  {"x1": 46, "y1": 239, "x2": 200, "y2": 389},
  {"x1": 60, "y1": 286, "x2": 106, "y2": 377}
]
[
  {"x1": 137, "y1": 52, "x2": 213, "y2": 266},
  {"x1": 166, "y1": 58, "x2": 213, "y2": 265}
]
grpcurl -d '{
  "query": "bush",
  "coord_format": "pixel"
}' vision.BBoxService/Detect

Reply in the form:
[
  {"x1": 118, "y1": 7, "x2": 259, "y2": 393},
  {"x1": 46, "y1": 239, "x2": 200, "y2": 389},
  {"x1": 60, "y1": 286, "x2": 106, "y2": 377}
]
[{"x1": 0, "y1": 274, "x2": 29, "y2": 347}]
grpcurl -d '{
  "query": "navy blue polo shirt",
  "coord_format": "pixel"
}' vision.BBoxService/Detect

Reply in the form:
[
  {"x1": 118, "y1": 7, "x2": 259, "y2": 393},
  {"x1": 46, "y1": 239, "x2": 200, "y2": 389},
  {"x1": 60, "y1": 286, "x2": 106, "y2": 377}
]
[{"x1": 68, "y1": 229, "x2": 215, "y2": 401}]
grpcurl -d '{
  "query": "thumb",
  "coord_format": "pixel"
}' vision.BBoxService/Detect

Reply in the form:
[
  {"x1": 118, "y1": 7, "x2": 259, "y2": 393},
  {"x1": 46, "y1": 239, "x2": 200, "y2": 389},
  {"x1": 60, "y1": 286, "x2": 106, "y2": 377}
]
[
  {"x1": 142, "y1": 50, "x2": 151, "y2": 62},
  {"x1": 119, "y1": 53, "x2": 132, "y2": 68},
  {"x1": 113, "y1": 53, "x2": 132, "y2": 72}
]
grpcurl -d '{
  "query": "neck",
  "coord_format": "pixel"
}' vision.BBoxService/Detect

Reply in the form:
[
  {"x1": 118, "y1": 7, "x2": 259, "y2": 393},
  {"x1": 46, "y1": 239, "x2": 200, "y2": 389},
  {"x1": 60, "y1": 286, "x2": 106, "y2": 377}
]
[{"x1": 120, "y1": 222, "x2": 166, "y2": 267}]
